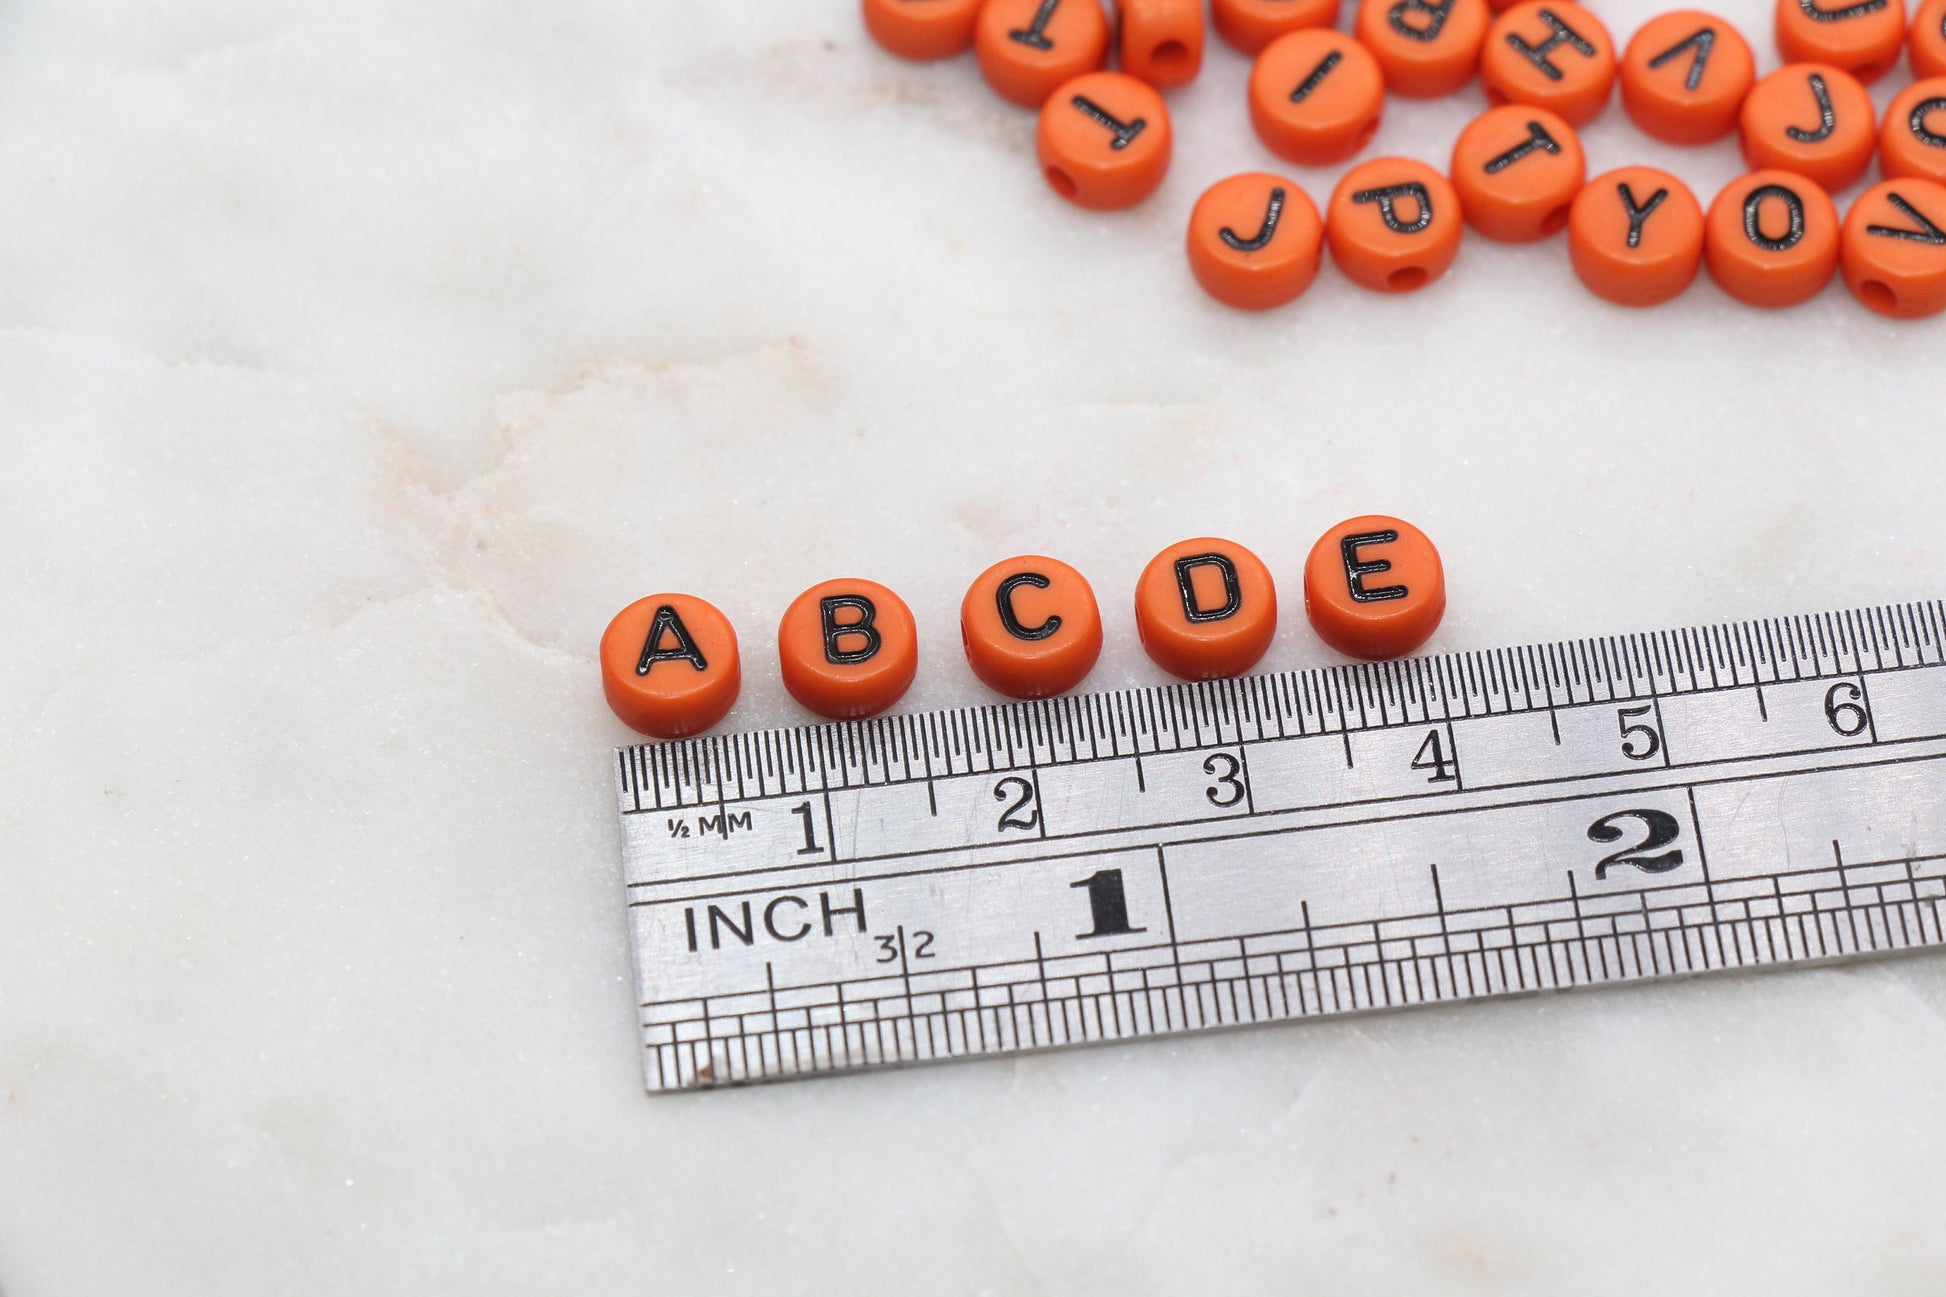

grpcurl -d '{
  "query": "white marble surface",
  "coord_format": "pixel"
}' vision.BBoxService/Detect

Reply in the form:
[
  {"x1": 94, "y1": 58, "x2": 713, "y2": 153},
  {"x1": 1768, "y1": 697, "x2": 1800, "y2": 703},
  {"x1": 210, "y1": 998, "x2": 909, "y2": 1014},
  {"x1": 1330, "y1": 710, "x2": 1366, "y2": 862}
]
[{"x1": 6, "y1": 1, "x2": 1946, "y2": 1292}]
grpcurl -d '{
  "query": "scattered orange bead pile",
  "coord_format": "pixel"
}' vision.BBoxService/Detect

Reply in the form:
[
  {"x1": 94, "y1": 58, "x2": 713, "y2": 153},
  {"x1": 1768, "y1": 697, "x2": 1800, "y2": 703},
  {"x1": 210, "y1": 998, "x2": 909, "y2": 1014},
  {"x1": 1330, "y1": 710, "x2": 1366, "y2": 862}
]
[
  {"x1": 864, "y1": 0, "x2": 1946, "y2": 316},
  {"x1": 602, "y1": 521, "x2": 1445, "y2": 736}
]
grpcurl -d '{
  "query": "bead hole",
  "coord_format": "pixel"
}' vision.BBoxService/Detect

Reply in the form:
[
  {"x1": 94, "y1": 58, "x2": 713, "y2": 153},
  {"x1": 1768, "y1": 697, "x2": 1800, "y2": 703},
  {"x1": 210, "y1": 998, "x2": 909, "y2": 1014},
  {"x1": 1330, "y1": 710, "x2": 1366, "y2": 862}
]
[
  {"x1": 1151, "y1": 39, "x2": 1190, "y2": 74},
  {"x1": 1387, "y1": 265, "x2": 1429, "y2": 291},
  {"x1": 1045, "y1": 166, "x2": 1078, "y2": 200},
  {"x1": 1859, "y1": 279, "x2": 1897, "y2": 313},
  {"x1": 1855, "y1": 62, "x2": 1880, "y2": 80}
]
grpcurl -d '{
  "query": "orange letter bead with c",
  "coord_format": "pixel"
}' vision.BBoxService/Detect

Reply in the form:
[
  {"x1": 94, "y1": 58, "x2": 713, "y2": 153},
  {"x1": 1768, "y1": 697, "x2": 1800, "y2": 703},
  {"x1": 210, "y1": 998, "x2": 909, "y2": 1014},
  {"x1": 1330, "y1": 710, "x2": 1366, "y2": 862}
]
[
  {"x1": 961, "y1": 557, "x2": 1105, "y2": 698},
  {"x1": 778, "y1": 579, "x2": 918, "y2": 720},
  {"x1": 1303, "y1": 517, "x2": 1446, "y2": 661},
  {"x1": 1186, "y1": 172, "x2": 1326, "y2": 309},
  {"x1": 1135, "y1": 539, "x2": 1279, "y2": 680},
  {"x1": 975, "y1": 0, "x2": 1111, "y2": 107},
  {"x1": 601, "y1": 594, "x2": 742, "y2": 738}
]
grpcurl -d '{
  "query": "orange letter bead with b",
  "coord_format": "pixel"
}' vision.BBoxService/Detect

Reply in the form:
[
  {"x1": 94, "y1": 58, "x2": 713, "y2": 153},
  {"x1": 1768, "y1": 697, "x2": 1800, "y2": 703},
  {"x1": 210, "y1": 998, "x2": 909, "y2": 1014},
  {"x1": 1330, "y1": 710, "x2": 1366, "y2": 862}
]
[
  {"x1": 1355, "y1": 0, "x2": 1491, "y2": 99},
  {"x1": 1450, "y1": 104, "x2": 1586, "y2": 241},
  {"x1": 961, "y1": 557, "x2": 1105, "y2": 698},
  {"x1": 1840, "y1": 178, "x2": 1946, "y2": 317},
  {"x1": 1882, "y1": 78, "x2": 1946, "y2": 185},
  {"x1": 1481, "y1": 2, "x2": 1616, "y2": 126},
  {"x1": 1327, "y1": 157, "x2": 1465, "y2": 292},
  {"x1": 975, "y1": 0, "x2": 1110, "y2": 107},
  {"x1": 1304, "y1": 517, "x2": 1446, "y2": 661},
  {"x1": 1776, "y1": 0, "x2": 1906, "y2": 82},
  {"x1": 1187, "y1": 172, "x2": 1326, "y2": 309},
  {"x1": 1705, "y1": 170, "x2": 1840, "y2": 307},
  {"x1": 1135, "y1": 539, "x2": 1279, "y2": 680},
  {"x1": 862, "y1": 0, "x2": 985, "y2": 60},
  {"x1": 601, "y1": 594, "x2": 742, "y2": 738},
  {"x1": 1038, "y1": 72, "x2": 1173, "y2": 208},
  {"x1": 1619, "y1": 11, "x2": 1756, "y2": 145},
  {"x1": 778, "y1": 579, "x2": 919, "y2": 720},
  {"x1": 1120, "y1": 0, "x2": 1206, "y2": 88},
  {"x1": 1739, "y1": 64, "x2": 1876, "y2": 193}
]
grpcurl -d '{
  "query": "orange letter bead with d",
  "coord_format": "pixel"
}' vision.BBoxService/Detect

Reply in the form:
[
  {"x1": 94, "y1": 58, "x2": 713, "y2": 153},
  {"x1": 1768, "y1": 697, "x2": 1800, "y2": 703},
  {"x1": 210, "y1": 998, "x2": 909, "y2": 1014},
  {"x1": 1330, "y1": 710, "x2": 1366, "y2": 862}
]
[
  {"x1": 778, "y1": 579, "x2": 918, "y2": 720},
  {"x1": 1038, "y1": 72, "x2": 1173, "y2": 208},
  {"x1": 1135, "y1": 539, "x2": 1279, "y2": 680},
  {"x1": 961, "y1": 557, "x2": 1105, "y2": 698},
  {"x1": 601, "y1": 594, "x2": 742, "y2": 738},
  {"x1": 1304, "y1": 517, "x2": 1446, "y2": 661}
]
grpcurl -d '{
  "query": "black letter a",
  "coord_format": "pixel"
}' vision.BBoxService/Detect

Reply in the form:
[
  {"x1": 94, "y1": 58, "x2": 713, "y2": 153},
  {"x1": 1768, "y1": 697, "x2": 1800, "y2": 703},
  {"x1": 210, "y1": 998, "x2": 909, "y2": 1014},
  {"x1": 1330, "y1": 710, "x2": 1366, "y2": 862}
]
[{"x1": 636, "y1": 604, "x2": 709, "y2": 675}]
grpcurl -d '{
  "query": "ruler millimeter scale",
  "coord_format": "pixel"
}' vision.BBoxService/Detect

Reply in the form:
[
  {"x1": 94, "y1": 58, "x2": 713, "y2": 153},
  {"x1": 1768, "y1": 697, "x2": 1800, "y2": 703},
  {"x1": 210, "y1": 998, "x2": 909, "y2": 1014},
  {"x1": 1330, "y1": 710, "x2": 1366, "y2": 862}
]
[{"x1": 614, "y1": 601, "x2": 1946, "y2": 1092}]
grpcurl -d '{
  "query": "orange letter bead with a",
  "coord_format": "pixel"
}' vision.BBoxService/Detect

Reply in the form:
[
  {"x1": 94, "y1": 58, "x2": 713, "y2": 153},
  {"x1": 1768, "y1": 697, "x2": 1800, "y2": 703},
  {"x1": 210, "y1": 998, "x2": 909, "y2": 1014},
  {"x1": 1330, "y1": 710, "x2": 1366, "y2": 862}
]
[
  {"x1": 1705, "y1": 170, "x2": 1841, "y2": 307},
  {"x1": 1481, "y1": 2, "x2": 1616, "y2": 126},
  {"x1": 600, "y1": 594, "x2": 742, "y2": 738},
  {"x1": 1187, "y1": 172, "x2": 1326, "y2": 309},
  {"x1": 1776, "y1": 0, "x2": 1906, "y2": 82},
  {"x1": 1249, "y1": 29, "x2": 1387, "y2": 166},
  {"x1": 1121, "y1": 0, "x2": 1205, "y2": 88},
  {"x1": 1450, "y1": 105, "x2": 1586, "y2": 240},
  {"x1": 975, "y1": 0, "x2": 1110, "y2": 107},
  {"x1": 1882, "y1": 78, "x2": 1946, "y2": 184},
  {"x1": 1568, "y1": 166, "x2": 1707, "y2": 305},
  {"x1": 1916, "y1": 0, "x2": 1946, "y2": 78},
  {"x1": 777, "y1": 579, "x2": 919, "y2": 720},
  {"x1": 1212, "y1": 0, "x2": 1340, "y2": 55},
  {"x1": 1739, "y1": 64, "x2": 1876, "y2": 193},
  {"x1": 961, "y1": 557, "x2": 1105, "y2": 698},
  {"x1": 862, "y1": 0, "x2": 985, "y2": 60},
  {"x1": 1327, "y1": 157, "x2": 1465, "y2": 292},
  {"x1": 1304, "y1": 517, "x2": 1446, "y2": 661},
  {"x1": 1355, "y1": 0, "x2": 1491, "y2": 99},
  {"x1": 1037, "y1": 72, "x2": 1173, "y2": 209},
  {"x1": 1841, "y1": 178, "x2": 1946, "y2": 317},
  {"x1": 1135, "y1": 539, "x2": 1279, "y2": 680},
  {"x1": 1619, "y1": 11, "x2": 1756, "y2": 145}
]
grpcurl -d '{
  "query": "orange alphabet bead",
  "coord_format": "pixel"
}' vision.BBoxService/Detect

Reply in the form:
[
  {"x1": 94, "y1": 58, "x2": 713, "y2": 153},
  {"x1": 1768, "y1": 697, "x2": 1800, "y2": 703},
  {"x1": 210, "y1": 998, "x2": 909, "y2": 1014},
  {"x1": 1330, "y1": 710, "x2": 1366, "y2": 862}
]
[
  {"x1": 1881, "y1": 78, "x2": 1946, "y2": 184},
  {"x1": 975, "y1": 0, "x2": 1110, "y2": 107},
  {"x1": 1450, "y1": 104, "x2": 1586, "y2": 240},
  {"x1": 1916, "y1": 0, "x2": 1946, "y2": 78},
  {"x1": 1840, "y1": 177, "x2": 1946, "y2": 316},
  {"x1": 1776, "y1": 0, "x2": 1907, "y2": 82},
  {"x1": 1355, "y1": 0, "x2": 1491, "y2": 98},
  {"x1": 961, "y1": 557, "x2": 1105, "y2": 698},
  {"x1": 862, "y1": 0, "x2": 984, "y2": 60},
  {"x1": 1304, "y1": 517, "x2": 1445, "y2": 660},
  {"x1": 1037, "y1": 71, "x2": 1172, "y2": 209},
  {"x1": 1187, "y1": 172, "x2": 1326, "y2": 309},
  {"x1": 1136, "y1": 539, "x2": 1279, "y2": 680},
  {"x1": 777, "y1": 579, "x2": 918, "y2": 720},
  {"x1": 1249, "y1": 29, "x2": 1387, "y2": 166},
  {"x1": 1481, "y1": 1, "x2": 1616, "y2": 126},
  {"x1": 1705, "y1": 169, "x2": 1841, "y2": 307},
  {"x1": 600, "y1": 594, "x2": 742, "y2": 738},
  {"x1": 1327, "y1": 157, "x2": 1465, "y2": 291},
  {"x1": 1568, "y1": 166, "x2": 1707, "y2": 305},
  {"x1": 1619, "y1": 11, "x2": 1757, "y2": 145},
  {"x1": 1121, "y1": 0, "x2": 1206, "y2": 87},
  {"x1": 1212, "y1": 0, "x2": 1341, "y2": 55},
  {"x1": 1739, "y1": 64, "x2": 1876, "y2": 193}
]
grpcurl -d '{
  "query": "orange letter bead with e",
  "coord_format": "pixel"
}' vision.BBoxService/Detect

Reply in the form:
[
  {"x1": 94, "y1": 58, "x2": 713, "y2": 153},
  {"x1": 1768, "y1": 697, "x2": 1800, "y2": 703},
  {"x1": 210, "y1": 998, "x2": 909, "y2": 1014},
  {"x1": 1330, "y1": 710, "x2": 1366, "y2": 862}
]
[
  {"x1": 1481, "y1": 2, "x2": 1616, "y2": 126},
  {"x1": 1450, "y1": 105, "x2": 1586, "y2": 241},
  {"x1": 601, "y1": 594, "x2": 742, "y2": 738},
  {"x1": 1212, "y1": 0, "x2": 1341, "y2": 55},
  {"x1": 1619, "y1": 11, "x2": 1756, "y2": 145},
  {"x1": 1121, "y1": 0, "x2": 1206, "y2": 88},
  {"x1": 862, "y1": 0, "x2": 985, "y2": 60},
  {"x1": 1355, "y1": 0, "x2": 1491, "y2": 99},
  {"x1": 1841, "y1": 178, "x2": 1946, "y2": 317},
  {"x1": 1135, "y1": 539, "x2": 1279, "y2": 680},
  {"x1": 975, "y1": 0, "x2": 1110, "y2": 107},
  {"x1": 1038, "y1": 72, "x2": 1173, "y2": 208},
  {"x1": 1705, "y1": 170, "x2": 1840, "y2": 307},
  {"x1": 961, "y1": 557, "x2": 1105, "y2": 698},
  {"x1": 1304, "y1": 517, "x2": 1446, "y2": 661},
  {"x1": 1327, "y1": 157, "x2": 1465, "y2": 292},
  {"x1": 1882, "y1": 78, "x2": 1946, "y2": 185},
  {"x1": 777, "y1": 579, "x2": 919, "y2": 720},
  {"x1": 1568, "y1": 166, "x2": 1707, "y2": 305},
  {"x1": 1776, "y1": 0, "x2": 1906, "y2": 82},
  {"x1": 1186, "y1": 172, "x2": 1326, "y2": 309},
  {"x1": 1916, "y1": 0, "x2": 1946, "y2": 78},
  {"x1": 1739, "y1": 64, "x2": 1876, "y2": 193}
]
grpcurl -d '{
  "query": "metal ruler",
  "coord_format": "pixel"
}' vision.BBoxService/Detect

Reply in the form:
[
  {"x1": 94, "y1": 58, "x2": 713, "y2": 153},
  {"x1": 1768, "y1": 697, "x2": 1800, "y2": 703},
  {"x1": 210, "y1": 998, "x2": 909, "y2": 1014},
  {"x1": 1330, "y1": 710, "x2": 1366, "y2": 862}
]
[{"x1": 613, "y1": 601, "x2": 1946, "y2": 1092}]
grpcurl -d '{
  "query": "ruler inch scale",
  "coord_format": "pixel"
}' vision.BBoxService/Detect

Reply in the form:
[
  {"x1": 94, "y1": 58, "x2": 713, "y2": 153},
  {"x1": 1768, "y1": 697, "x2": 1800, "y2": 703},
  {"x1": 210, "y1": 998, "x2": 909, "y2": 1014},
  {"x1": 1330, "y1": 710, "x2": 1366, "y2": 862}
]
[{"x1": 614, "y1": 600, "x2": 1946, "y2": 1092}]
